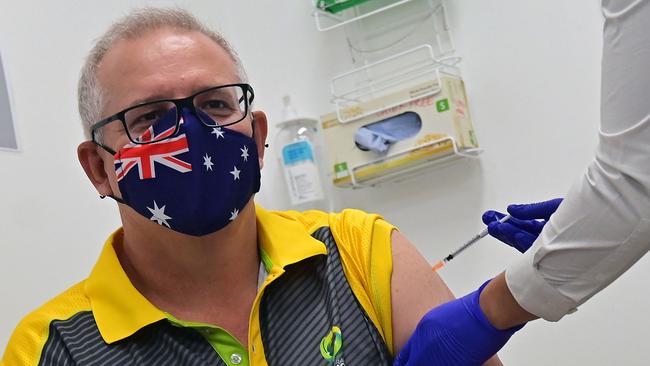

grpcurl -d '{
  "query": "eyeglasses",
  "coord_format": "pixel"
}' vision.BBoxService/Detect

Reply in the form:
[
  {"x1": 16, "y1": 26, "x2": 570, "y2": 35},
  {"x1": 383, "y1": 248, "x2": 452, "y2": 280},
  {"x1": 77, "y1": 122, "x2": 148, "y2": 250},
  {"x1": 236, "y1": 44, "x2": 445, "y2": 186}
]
[{"x1": 90, "y1": 83, "x2": 254, "y2": 153}]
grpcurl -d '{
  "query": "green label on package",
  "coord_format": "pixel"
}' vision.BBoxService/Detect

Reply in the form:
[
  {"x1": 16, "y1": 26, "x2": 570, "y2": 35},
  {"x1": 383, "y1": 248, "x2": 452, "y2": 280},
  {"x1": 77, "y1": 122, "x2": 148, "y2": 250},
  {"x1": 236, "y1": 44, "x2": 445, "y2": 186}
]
[
  {"x1": 436, "y1": 98, "x2": 450, "y2": 113},
  {"x1": 334, "y1": 162, "x2": 349, "y2": 179}
]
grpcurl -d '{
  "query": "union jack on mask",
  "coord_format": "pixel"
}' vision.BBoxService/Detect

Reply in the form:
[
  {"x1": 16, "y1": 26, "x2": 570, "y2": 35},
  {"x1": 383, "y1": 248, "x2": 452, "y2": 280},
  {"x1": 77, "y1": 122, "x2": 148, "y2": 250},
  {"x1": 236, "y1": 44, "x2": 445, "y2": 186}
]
[{"x1": 113, "y1": 109, "x2": 261, "y2": 236}]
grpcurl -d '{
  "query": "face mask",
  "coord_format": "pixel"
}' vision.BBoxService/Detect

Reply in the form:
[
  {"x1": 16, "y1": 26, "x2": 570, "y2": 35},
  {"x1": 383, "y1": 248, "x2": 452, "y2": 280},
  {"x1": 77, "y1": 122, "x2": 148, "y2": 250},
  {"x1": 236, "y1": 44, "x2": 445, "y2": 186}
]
[{"x1": 110, "y1": 109, "x2": 260, "y2": 236}]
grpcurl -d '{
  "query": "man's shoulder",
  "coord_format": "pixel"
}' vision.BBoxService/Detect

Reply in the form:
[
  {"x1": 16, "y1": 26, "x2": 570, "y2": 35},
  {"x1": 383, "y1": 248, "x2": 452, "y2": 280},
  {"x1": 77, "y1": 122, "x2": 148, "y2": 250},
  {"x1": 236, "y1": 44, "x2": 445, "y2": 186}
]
[
  {"x1": 260, "y1": 206, "x2": 396, "y2": 262},
  {"x1": 268, "y1": 207, "x2": 388, "y2": 233},
  {"x1": 327, "y1": 208, "x2": 395, "y2": 246},
  {"x1": 2, "y1": 281, "x2": 91, "y2": 366},
  {"x1": 18, "y1": 280, "x2": 91, "y2": 330},
  {"x1": 264, "y1": 208, "x2": 330, "y2": 232}
]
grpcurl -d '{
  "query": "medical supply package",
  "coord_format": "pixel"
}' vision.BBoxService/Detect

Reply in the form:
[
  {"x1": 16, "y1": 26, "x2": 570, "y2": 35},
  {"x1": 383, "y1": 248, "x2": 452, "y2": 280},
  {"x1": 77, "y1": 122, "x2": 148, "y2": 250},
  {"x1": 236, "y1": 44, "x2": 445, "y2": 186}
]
[{"x1": 321, "y1": 74, "x2": 478, "y2": 187}]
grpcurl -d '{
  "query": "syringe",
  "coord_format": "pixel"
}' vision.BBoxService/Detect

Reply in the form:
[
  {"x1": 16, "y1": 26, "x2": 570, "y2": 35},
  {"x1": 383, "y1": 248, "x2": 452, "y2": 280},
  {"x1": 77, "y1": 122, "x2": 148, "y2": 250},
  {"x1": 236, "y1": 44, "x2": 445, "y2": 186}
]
[{"x1": 432, "y1": 214, "x2": 512, "y2": 271}]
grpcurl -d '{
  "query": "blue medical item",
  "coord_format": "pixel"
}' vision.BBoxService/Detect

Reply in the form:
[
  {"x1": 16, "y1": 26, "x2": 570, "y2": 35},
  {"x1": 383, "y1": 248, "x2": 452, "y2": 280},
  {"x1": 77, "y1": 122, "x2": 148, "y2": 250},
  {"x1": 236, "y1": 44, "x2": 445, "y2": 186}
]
[
  {"x1": 354, "y1": 127, "x2": 397, "y2": 154},
  {"x1": 393, "y1": 280, "x2": 523, "y2": 366},
  {"x1": 482, "y1": 198, "x2": 563, "y2": 253},
  {"x1": 354, "y1": 111, "x2": 421, "y2": 154}
]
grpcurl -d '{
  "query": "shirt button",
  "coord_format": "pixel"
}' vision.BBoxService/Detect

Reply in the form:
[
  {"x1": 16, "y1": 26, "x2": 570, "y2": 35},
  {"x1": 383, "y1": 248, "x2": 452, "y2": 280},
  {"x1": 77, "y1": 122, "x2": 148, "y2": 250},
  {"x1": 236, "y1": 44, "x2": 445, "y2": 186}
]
[{"x1": 230, "y1": 353, "x2": 242, "y2": 365}]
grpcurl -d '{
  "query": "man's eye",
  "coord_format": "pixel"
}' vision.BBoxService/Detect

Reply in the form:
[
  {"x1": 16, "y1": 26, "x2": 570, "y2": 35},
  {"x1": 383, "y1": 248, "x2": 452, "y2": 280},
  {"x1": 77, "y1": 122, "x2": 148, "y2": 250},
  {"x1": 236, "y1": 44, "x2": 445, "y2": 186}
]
[
  {"x1": 134, "y1": 111, "x2": 161, "y2": 123},
  {"x1": 126, "y1": 109, "x2": 165, "y2": 138},
  {"x1": 202, "y1": 100, "x2": 233, "y2": 111}
]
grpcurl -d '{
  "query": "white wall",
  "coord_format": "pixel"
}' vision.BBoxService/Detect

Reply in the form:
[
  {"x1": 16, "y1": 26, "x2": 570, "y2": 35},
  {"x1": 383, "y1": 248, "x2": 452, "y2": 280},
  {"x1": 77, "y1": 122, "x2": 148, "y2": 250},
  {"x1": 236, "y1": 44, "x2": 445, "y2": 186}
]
[{"x1": 1, "y1": 0, "x2": 647, "y2": 364}]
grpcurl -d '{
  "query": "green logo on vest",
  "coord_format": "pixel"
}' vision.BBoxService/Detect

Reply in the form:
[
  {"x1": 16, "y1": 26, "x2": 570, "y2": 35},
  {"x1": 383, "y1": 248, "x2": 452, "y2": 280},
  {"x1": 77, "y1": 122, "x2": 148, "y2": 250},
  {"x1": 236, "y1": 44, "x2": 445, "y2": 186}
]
[{"x1": 320, "y1": 326, "x2": 343, "y2": 364}]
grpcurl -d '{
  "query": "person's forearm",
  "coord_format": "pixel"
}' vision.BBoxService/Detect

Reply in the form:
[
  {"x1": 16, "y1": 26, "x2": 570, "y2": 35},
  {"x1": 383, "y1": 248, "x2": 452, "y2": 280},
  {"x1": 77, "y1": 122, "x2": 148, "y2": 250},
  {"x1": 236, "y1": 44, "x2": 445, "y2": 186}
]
[{"x1": 480, "y1": 272, "x2": 538, "y2": 330}]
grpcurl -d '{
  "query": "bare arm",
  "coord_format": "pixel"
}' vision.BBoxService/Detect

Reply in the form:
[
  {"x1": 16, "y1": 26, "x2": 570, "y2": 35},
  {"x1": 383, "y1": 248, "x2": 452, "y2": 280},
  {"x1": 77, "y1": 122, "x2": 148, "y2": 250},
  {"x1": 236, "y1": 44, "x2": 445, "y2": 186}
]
[
  {"x1": 480, "y1": 272, "x2": 538, "y2": 329},
  {"x1": 390, "y1": 230, "x2": 503, "y2": 365}
]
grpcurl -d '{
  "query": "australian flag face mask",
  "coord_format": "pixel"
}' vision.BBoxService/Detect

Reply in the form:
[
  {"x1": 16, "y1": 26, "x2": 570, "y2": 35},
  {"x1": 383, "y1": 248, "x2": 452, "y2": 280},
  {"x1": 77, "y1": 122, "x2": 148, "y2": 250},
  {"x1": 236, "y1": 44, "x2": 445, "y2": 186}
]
[{"x1": 111, "y1": 109, "x2": 261, "y2": 236}]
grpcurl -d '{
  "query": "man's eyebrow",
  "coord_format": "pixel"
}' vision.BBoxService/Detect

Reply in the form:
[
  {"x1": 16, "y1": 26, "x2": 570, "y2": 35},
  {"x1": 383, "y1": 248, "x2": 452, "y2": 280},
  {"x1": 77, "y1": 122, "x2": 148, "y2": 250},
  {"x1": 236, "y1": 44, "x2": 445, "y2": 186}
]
[
  {"x1": 126, "y1": 83, "x2": 233, "y2": 107},
  {"x1": 128, "y1": 94, "x2": 171, "y2": 107}
]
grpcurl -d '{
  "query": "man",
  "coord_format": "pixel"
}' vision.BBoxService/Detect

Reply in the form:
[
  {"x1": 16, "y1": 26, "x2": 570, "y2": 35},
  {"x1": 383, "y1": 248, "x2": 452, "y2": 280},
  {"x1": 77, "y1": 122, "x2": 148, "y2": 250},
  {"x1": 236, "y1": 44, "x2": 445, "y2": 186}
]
[{"x1": 1, "y1": 8, "x2": 502, "y2": 366}]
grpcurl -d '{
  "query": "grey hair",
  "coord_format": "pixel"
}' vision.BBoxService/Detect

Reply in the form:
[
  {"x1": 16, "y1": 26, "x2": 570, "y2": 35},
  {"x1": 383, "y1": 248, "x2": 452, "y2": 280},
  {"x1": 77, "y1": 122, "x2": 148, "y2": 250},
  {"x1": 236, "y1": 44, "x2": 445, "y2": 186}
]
[{"x1": 78, "y1": 7, "x2": 247, "y2": 140}]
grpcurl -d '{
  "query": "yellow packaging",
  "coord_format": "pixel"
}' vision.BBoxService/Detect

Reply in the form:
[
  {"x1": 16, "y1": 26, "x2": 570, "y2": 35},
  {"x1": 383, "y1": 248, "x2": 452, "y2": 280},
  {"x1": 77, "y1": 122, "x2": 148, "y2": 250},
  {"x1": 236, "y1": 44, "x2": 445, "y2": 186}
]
[{"x1": 321, "y1": 74, "x2": 478, "y2": 187}]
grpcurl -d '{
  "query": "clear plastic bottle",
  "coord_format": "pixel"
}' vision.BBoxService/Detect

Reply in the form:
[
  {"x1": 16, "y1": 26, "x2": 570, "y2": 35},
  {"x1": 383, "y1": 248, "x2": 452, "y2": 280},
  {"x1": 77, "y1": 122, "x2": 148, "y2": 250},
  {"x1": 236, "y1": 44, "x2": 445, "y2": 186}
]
[{"x1": 275, "y1": 96, "x2": 332, "y2": 212}]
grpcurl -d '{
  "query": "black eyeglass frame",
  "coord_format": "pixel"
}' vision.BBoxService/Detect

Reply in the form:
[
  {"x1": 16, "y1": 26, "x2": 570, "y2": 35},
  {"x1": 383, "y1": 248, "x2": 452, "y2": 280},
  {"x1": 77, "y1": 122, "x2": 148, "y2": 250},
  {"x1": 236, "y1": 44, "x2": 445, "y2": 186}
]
[{"x1": 90, "y1": 83, "x2": 255, "y2": 154}]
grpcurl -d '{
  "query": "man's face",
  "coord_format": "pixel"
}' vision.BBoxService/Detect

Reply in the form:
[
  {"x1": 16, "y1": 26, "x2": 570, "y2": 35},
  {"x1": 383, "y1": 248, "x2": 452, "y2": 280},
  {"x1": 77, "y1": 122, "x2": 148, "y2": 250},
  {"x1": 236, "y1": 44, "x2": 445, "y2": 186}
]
[{"x1": 86, "y1": 27, "x2": 262, "y2": 200}]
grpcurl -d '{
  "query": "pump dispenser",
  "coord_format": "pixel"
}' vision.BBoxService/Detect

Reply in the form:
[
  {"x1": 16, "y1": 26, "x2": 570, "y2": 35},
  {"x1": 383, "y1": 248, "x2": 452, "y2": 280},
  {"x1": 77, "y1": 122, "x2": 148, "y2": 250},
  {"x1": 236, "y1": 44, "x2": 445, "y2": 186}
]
[{"x1": 275, "y1": 95, "x2": 331, "y2": 211}]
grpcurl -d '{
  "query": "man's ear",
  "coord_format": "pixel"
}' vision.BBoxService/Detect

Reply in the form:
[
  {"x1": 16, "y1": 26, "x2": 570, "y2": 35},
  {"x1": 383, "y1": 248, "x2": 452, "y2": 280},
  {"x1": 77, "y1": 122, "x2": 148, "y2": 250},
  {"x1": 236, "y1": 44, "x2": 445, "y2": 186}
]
[
  {"x1": 251, "y1": 111, "x2": 268, "y2": 169},
  {"x1": 78, "y1": 141, "x2": 113, "y2": 196}
]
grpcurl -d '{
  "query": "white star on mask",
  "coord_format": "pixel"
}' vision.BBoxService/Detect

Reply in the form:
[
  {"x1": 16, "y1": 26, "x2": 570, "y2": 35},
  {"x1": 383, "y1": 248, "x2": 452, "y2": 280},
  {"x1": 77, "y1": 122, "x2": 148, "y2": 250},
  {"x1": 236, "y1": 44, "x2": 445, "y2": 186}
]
[
  {"x1": 147, "y1": 201, "x2": 172, "y2": 228},
  {"x1": 229, "y1": 208, "x2": 239, "y2": 221},
  {"x1": 203, "y1": 153, "x2": 214, "y2": 171},
  {"x1": 230, "y1": 166, "x2": 241, "y2": 180},
  {"x1": 241, "y1": 145, "x2": 249, "y2": 162},
  {"x1": 211, "y1": 127, "x2": 225, "y2": 139}
]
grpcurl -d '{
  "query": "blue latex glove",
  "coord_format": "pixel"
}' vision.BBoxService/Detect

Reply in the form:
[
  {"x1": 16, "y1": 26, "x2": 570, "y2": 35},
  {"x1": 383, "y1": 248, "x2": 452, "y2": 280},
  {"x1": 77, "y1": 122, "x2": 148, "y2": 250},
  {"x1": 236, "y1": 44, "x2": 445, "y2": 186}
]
[
  {"x1": 482, "y1": 198, "x2": 563, "y2": 253},
  {"x1": 393, "y1": 281, "x2": 523, "y2": 366},
  {"x1": 354, "y1": 127, "x2": 397, "y2": 154},
  {"x1": 354, "y1": 112, "x2": 421, "y2": 154}
]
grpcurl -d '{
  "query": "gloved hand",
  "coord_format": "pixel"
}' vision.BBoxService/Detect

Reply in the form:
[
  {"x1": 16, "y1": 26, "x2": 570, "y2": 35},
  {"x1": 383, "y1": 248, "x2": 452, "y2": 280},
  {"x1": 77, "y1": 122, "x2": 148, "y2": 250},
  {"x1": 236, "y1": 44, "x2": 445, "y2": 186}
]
[
  {"x1": 482, "y1": 198, "x2": 563, "y2": 253},
  {"x1": 393, "y1": 281, "x2": 523, "y2": 366}
]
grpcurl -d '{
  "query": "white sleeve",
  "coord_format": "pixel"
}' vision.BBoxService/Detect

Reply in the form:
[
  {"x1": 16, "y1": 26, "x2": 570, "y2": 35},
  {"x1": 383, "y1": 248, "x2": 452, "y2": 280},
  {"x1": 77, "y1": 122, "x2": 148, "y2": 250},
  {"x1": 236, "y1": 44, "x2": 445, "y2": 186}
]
[{"x1": 505, "y1": 0, "x2": 650, "y2": 322}]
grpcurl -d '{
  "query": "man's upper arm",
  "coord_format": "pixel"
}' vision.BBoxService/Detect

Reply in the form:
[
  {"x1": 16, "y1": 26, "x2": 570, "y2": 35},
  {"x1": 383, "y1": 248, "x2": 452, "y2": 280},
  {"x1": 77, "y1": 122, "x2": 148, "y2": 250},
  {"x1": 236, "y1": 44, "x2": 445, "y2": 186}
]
[
  {"x1": 2, "y1": 282, "x2": 89, "y2": 366},
  {"x1": 2, "y1": 315, "x2": 47, "y2": 366},
  {"x1": 390, "y1": 230, "x2": 503, "y2": 366},
  {"x1": 390, "y1": 230, "x2": 455, "y2": 352}
]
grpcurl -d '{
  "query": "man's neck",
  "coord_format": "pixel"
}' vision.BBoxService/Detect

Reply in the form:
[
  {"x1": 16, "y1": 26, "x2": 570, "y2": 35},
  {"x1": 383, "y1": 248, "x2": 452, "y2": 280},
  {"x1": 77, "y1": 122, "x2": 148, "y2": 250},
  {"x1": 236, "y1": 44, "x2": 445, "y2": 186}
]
[{"x1": 115, "y1": 200, "x2": 260, "y2": 327}]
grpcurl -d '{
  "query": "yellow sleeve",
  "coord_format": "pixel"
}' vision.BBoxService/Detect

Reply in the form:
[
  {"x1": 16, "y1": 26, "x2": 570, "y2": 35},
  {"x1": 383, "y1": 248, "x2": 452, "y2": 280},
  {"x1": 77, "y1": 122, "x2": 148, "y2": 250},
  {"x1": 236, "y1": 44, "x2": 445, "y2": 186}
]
[
  {"x1": 1, "y1": 282, "x2": 90, "y2": 366},
  {"x1": 327, "y1": 209, "x2": 396, "y2": 355},
  {"x1": 2, "y1": 313, "x2": 50, "y2": 366}
]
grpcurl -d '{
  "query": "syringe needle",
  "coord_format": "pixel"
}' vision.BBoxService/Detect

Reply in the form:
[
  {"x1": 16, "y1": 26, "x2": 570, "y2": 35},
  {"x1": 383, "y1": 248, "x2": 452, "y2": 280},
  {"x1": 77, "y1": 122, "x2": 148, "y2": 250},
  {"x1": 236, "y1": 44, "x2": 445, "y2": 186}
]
[{"x1": 432, "y1": 214, "x2": 512, "y2": 271}]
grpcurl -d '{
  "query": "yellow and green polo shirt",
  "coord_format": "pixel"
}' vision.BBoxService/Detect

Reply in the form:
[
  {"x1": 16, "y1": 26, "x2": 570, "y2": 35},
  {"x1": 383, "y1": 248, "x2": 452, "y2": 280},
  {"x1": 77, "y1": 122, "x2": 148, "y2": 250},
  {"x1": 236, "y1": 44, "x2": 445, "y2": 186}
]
[{"x1": 1, "y1": 206, "x2": 396, "y2": 366}]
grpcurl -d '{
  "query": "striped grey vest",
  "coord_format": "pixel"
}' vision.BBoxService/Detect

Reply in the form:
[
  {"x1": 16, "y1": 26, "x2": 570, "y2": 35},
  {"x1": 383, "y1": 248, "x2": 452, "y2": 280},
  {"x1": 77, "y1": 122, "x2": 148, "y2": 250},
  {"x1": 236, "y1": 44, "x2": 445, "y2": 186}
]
[
  {"x1": 259, "y1": 226, "x2": 393, "y2": 365},
  {"x1": 37, "y1": 227, "x2": 392, "y2": 365}
]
